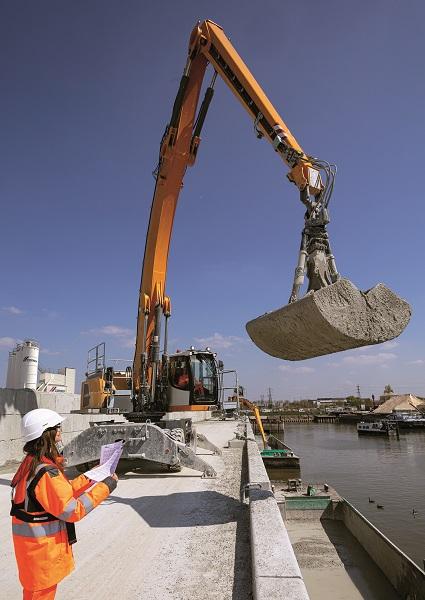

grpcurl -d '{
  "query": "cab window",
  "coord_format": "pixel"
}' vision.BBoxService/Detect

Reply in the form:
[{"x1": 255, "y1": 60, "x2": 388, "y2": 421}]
[
  {"x1": 190, "y1": 353, "x2": 216, "y2": 400},
  {"x1": 170, "y1": 358, "x2": 190, "y2": 390}
]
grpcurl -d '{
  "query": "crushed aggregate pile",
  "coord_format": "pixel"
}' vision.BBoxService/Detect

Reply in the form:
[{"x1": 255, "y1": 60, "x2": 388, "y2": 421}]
[{"x1": 246, "y1": 278, "x2": 411, "y2": 360}]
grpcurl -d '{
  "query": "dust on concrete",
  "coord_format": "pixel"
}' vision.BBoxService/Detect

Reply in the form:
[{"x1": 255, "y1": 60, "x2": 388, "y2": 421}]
[
  {"x1": 0, "y1": 459, "x2": 21, "y2": 474},
  {"x1": 291, "y1": 536, "x2": 342, "y2": 569},
  {"x1": 149, "y1": 445, "x2": 252, "y2": 600}
]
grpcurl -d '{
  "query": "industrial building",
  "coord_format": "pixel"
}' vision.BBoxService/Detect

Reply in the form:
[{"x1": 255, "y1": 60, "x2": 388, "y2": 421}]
[
  {"x1": 4, "y1": 339, "x2": 75, "y2": 394},
  {"x1": 373, "y1": 394, "x2": 425, "y2": 415}
]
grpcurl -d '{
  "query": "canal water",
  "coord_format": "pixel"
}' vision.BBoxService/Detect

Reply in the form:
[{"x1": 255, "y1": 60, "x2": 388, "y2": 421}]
[{"x1": 267, "y1": 422, "x2": 425, "y2": 569}]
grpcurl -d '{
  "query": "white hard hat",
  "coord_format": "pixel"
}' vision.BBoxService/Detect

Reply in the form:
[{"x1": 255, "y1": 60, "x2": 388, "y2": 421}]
[{"x1": 21, "y1": 408, "x2": 65, "y2": 443}]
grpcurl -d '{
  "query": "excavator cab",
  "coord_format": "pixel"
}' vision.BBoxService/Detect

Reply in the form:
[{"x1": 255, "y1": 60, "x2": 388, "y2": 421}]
[{"x1": 167, "y1": 349, "x2": 219, "y2": 410}]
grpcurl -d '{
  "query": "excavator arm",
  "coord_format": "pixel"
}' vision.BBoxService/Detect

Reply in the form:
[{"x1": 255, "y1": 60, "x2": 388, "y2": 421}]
[
  {"x1": 134, "y1": 20, "x2": 325, "y2": 404},
  {"x1": 239, "y1": 397, "x2": 268, "y2": 450},
  {"x1": 188, "y1": 21, "x2": 324, "y2": 192}
]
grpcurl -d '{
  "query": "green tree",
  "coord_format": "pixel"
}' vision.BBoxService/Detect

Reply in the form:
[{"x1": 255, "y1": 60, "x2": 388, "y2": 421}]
[{"x1": 383, "y1": 384, "x2": 394, "y2": 395}]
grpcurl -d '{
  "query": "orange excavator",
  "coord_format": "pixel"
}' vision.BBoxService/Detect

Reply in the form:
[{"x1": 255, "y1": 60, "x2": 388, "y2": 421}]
[{"x1": 81, "y1": 19, "x2": 410, "y2": 419}]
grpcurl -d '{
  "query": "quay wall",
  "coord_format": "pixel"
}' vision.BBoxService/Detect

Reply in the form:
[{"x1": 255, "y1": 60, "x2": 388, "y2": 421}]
[
  {"x1": 340, "y1": 500, "x2": 425, "y2": 600},
  {"x1": 281, "y1": 415, "x2": 313, "y2": 423},
  {"x1": 244, "y1": 420, "x2": 309, "y2": 600},
  {"x1": 0, "y1": 388, "x2": 126, "y2": 466}
]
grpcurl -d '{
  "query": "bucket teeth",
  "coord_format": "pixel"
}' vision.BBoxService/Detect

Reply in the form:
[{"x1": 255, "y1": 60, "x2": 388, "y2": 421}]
[{"x1": 246, "y1": 278, "x2": 411, "y2": 361}]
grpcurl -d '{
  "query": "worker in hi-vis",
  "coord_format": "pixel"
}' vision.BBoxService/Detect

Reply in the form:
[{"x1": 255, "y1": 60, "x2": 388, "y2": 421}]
[{"x1": 10, "y1": 408, "x2": 118, "y2": 599}]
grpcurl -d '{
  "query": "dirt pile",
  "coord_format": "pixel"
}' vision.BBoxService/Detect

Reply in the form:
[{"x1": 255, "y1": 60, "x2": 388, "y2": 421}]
[{"x1": 246, "y1": 278, "x2": 411, "y2": 360}]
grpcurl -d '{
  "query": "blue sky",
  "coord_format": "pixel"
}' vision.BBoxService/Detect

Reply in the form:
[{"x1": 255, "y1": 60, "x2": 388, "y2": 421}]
[{"x1": 1, "y1": 1, "x2": 424, "y2": 401}]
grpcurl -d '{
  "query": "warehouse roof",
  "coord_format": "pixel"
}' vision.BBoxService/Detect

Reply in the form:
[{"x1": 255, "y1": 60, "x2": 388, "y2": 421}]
[{"x1": 373, "y1": 394, "x2": 425, "y2": 414}]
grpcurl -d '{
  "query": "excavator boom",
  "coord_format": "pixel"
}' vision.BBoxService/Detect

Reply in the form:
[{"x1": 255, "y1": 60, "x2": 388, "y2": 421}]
[{"x1": 133, "y1": 19, "x2": 324, "y2": 400}]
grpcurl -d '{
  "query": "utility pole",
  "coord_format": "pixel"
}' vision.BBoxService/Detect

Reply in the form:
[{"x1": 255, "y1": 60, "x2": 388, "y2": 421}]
[{"x1": 268, "y1": 387, "x2": 273, "y2": 409}]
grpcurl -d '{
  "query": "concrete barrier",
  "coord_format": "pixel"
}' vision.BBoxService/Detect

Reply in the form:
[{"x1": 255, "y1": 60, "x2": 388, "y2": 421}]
[
  {"x1": 244, "y1": 420, "x2": 309, "y2": 600},
  {"x1": 340, "y1": 500, "x2": 425, "y2": 600},
  {"x1": 0, "y1": 388, "x2": 125, "y2": 466}
]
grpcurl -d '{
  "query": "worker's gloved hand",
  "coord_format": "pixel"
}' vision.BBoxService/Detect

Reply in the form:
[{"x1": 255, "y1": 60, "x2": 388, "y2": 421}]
[{"x1": 102, "y1": 474, "x2": 118, "y2": 493}]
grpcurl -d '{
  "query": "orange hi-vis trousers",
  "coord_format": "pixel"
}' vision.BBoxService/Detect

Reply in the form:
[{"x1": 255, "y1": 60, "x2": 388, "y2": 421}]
[{"x1": 23, "y1": 584, "x2": 57, "y2": 599}]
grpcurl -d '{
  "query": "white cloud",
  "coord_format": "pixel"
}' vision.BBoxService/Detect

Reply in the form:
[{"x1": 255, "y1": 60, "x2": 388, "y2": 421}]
[
  {"x1": 408, "y1": 359, "x2": 425, "y2": 365},
  {"x1": 279, "y1": 365, "x2": 315, "y2": 374},
  {"x1": 40, "y1": 348, "x2": 62, "y2": 356},
  {"x1": 342, "y1": 352, "x2": 397, "y2": 366},
  {"x1": 121, "y1": 337, "x2": 136, "y2": 349},
  {"x1": 0, "y1": 337, "x2": 18, "y2": 349},
  {"x1": 326, "y1": 345, "x2": 400, "y2": 369},
  {"x1": 83, "y1": 325, "x2": 133, "y2": 337},
  {"x1": 194, "y1": 332, "x2": 244, "y2": 350},
  {"x1": 82, "y1": 325, "x2": 135, "y2": 349},
  {"x1": 42, "y1": 309, "x2": 59, "y2": 319},
  {"x1": 2, "y1": 306, "x2": 24, "y2": 315},
  {"x1": 380, "y1": 341, "x2": 399, "y2": 350}
]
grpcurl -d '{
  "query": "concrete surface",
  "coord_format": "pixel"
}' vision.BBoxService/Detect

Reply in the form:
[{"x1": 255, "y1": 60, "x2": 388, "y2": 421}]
[
  {"x1": 165, "y1": 410, "x2": 212, "y2": 423},
  {"x1": 0, "y1": 419, "x2": 252, "y2": 600},
  {"x1": 246, "y1": 278, "x2": 411, "y2": 360},
  {"x1": 245, "y1": 425, "x2": 309, "y2": 600},
  {"x1": 245, "y1": 434, "x2": 271, "y2": 493}
]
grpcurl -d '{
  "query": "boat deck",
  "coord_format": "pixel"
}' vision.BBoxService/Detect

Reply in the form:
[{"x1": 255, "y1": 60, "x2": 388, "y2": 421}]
[
  {"x1": 273, "y1": 482, "x2": 401, "y2": 599},
  {"x1": 286, "y1": 517, "x2": 400, "y2": 599}
]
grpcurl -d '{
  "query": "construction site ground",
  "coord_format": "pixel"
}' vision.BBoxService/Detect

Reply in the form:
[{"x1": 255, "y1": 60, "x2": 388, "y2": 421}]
[{"x1": 0, "y1": 419, "x2": 251, "y2": 600}]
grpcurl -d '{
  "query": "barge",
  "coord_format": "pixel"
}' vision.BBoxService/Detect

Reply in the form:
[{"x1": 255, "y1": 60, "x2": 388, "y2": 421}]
[
  {"x1": 261, "y1": 434, "x2": 300, "y2": 468},
  {"x1": 274, "y1": 482, "x2": 425, "y2": 600},
  {"x1": 357, "y1": 420, "x2": 397, "y2": 435},
  {"x1": 260, "y1": 447, "x2": 300, "y2": 468},
  {"x1": 388, "y1": 413, "x2": 425, "y2": 429}
]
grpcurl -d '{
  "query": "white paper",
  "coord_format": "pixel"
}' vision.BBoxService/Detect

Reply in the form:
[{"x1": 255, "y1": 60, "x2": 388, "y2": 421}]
[
  {"x1": 84, "y1": 441, "x2": 124, "y2": 482},
  {"x1": 100, "y1": 442, "x2": 124, "y2": 474}
]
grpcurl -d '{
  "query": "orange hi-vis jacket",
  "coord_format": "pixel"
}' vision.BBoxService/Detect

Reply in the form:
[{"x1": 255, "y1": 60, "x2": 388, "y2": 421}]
[{"x1": 11, "y1": 455, "x2": 117, "y2": 591}]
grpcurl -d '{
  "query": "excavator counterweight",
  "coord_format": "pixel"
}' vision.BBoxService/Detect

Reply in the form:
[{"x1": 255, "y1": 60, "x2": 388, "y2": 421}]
[{"x1": 246, "y1": 278, "x2": 411, "y2": 360}]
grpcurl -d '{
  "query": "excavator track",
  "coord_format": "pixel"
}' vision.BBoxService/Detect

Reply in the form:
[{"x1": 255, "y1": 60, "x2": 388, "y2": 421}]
[
  {"x1": 63, "y1": 422, "x2": 217, "y2": 478},
  {"x1": 246, "y1": 278, "x2": 411, "y2": 360}
]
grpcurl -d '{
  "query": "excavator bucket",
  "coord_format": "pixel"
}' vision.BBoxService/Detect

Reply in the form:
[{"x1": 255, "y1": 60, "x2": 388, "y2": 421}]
[{"x1": 246, "y1": 278, "x2": 411, "y2": 361}]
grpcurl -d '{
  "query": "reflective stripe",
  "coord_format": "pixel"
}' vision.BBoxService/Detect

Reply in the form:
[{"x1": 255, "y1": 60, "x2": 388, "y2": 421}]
[
  {"x1": 57, "y1": 497, "x2": 78, "y2": 521},
  {"x1": 34, "y1": 463, "x2": 48, "y2": 475},
  {"x1": 25, "y1": 463, "x2": 58, "y2": 511},
  {"x1": 23, "y1": 464, "x2": 45, "y2": 512},
  {"x1": 79, "y1": 493, "x2": 94, "y2": 514},
  {"x1": 12, "y1": 521, "x2": 62, "y2": 538}
]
